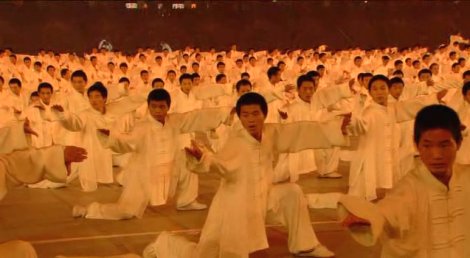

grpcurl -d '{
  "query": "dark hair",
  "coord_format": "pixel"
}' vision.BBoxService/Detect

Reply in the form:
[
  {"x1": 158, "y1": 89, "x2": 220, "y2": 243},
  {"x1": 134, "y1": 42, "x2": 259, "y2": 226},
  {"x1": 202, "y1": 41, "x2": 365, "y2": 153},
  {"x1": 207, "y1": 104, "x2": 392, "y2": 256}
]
[
  {"x1": 30, "y1": 91, "x2": 39, "y2": 98},
  {"x1": 452, "y1": 63, "x2": 460, "y2": 69},
  {"x1": 34, "y1": 61, "x2": 42, "y2": 67},
  {"x1": 0, "y1": 76, "x2": 3, "y2": 83},
  {"x1": 167, "y1": 70, "x2": 176, "y2": 75},
  {"x1": 241, "y1": 72, "x2": 250, "y2": 78},
  {"x1": 38, "y1": 82, "x2": 53, "y2": 92},
  {"x1": 71, "y1": 70, "x2": 88, "y2": 82},
  {"x1": 236, "y1": 92, "x2": 268, "y2": 117},
  {"x1": 389, "y1": 77, "x2": 404, "y2": 88},
  {"x1": 215, "y1": 73, "x2": 226, "y2": 83},
  {"x1": 235, "y1": 79, "x2": 252, "y2": 92},
  {"x1": 216, "y1": 62, "x2": 225, "y2": 68},
  {"x1": 147, "y1": 88, "x2": 171, "y2": 107},
  {"x1": 140, "y1": 70, "x2": 149, "y2": 76},
  {"x1": 267, "y1": 66, "x2": 281, "y2": 79},
  {"x1": 394, "y1": 60, "x2": 403, "y2": 66},
  {"x1": 305, "y1": 70, "x2": 320, "y2": 79},
  {"x1": 414, "y1": 105, "x2": 462, "y2": 144},
  {"x1": 418, "y1": 69, "x2": 432, "y2": 78},
  {"x1": 87, "y1": 82, "x2": 108, "y2": 98},
  {"x1": 152, "y1": 78, "x2": 164, "y2": 86},
  {"x1": 297, "y1": 75, "x2": 315, "y2": 89},
  {"x1": 179, "y1": 73, "x2": 193, "y2": 84},
  {"x1": 8, "y1": 78, "x2": 22, "y2": 87},
  {"x1": 463, "y1": 70, "x2": 470, "y2": 79},
  {"x1": 119, "y1": 77, "x2": 130, "y2": 84},
  {"x1": 392, "y1": 70, "x2": 404, "y2": 76},
  {"x1": 119, "y1": 62, "x2": 128, "y2": 68},
  {"x1": 462, "y1": 81, "x2": 470, "y2": 96},
  {"x1": 368, "y1": 75, "x2": 389, "y2": 91}
]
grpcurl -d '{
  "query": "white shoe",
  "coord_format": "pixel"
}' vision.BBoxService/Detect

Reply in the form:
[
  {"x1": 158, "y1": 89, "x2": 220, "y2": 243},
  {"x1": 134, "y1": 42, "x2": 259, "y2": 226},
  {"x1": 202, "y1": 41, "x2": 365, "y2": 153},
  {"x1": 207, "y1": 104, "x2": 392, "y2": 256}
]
[
  {"x1": 143, "y1": 231, "x2": 171, "y2": 258},
  {"x1": 176, "y1": 201, "x2": 207, "y2": 211},
  {"x1": 295, "y1": 244, "x2": 335, "y2": 257},
  {"x1": 72, "y1": 205, "x2": 87, "y2": 218},
  {"x1": 318, "y1": 172, "x2": 342, "y2": 179}
]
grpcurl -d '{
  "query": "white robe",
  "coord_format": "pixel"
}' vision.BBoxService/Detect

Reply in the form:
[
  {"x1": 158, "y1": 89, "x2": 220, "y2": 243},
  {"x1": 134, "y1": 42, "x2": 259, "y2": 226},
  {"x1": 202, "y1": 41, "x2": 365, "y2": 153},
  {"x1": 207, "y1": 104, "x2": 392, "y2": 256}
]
[
  {"x1": 156, "y1": 119, "x2": 348, "y2": 258},
  {"x1": 338, "y1": 160, "x2": 470, "y2": 258}
]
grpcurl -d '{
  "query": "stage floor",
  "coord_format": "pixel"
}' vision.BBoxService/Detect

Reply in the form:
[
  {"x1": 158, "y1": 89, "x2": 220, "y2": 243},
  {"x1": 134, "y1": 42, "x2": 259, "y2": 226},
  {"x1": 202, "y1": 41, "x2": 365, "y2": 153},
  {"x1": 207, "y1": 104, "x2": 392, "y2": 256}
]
[{"x1": 0, "y1": 159, "x2": 381, "y2": 258}]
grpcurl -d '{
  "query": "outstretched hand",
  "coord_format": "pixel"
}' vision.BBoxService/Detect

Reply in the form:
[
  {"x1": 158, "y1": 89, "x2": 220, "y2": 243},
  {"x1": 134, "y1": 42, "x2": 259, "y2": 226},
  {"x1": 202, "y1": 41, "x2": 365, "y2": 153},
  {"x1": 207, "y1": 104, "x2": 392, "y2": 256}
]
[
  {"x1": 24, "y1": 118, "x2": 38, "y2": 137},
  {"x1": 184, "y1": 140, "x2": 203, "y2": 161},
  {"x1": 97, "y1": 128, "x2": 110, "y2": 136},
  {"x1": 341, "y1": 213, "x2": 371, "y2": 228},
  {"x1": 51, "y1": 104, "x2": 65, "y2": 112},
  {"x1": 341, "y1": 113, "x2": 352, "y2": 135},
  {"x1": 64, "y1": 146, "x2": 88, "y2": 175}
]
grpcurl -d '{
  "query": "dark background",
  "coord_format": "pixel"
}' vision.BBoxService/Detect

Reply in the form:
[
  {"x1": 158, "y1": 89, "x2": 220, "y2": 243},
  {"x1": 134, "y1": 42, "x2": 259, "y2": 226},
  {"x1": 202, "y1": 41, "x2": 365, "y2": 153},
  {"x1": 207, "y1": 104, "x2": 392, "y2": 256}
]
[{"x1": 1, "y1": 0, "x2": 469, "y2": 54}]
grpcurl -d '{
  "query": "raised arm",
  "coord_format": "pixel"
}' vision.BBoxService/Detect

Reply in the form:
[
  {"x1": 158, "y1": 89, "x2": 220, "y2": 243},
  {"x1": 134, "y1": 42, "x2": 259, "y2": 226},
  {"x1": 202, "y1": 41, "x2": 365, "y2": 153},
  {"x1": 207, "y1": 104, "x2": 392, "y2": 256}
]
[
  {"x1": 171, "y1": 107, "x2": 231, "y2": 134},
  {"x1": 274, "y1": 118, "x2": 348, "y2": 153}
]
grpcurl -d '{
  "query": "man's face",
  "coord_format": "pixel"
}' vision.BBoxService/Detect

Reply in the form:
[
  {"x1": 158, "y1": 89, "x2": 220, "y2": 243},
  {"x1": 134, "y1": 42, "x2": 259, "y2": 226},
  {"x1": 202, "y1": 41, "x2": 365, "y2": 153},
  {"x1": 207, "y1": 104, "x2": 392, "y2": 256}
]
[
  {"x1": 417, "y1": 128, "x2": 459, "y2": 179},
  {"x1": 47, "y1": 67, "x2": 55, "y2": 76},
  {"x1": 148, "y1": 100, "x2": 168, "y2": 123},
  {"x1": 156, "y1": 58, "x2": 163, "y2": 65},
  {"x1": 9, "y1": 83, "x2": 21, "y2": 96},
  {"x1": 38, "y1": 88, "x2": 53, "y2": 105},
  {"x1": 419, "y1": 73, "x2": 431, "y2": 82},
  {"x1": 9, "y1": 56, "x2": 16, "y2": 64},
  {"x1": 192, "y1": 65, "x2": 199, "y2": 72},
  {"x1": 298, "y1": 81, "x2": 315, "y2": 103},
  {"x1": 217, "y1": 65, "x2": 225, "y2": 74},
  {"x1": 150, "y1": 81, "x2": 162, "y2": 89},
  {"x1": 218, "y1": 77, "x2": 227, "y2": 84},
  {"x1": 192, "y1": 77, "x2": 200, "y2": 86},
  {"x1": 120, "y1": 66, "x2": 128, "y2": 73},
  {"x1": 237, "y1": 85, "x2": 252, "y2": 96},
  {"x1": 413, "y1": 62, "x2": 421, "y2": 69},
  {"x1": 369, "y1": 80, "x2": 389, "y2": 106},
  {"x1": 34, "y1": 64, "x2": 41, "y2": 72},
  {"x1": 238, "y1": 104, "x2": 265, "y2": 139},
  {"x1": 452, "y1": 65, "x2": 461, "y2": 73},
  {"x1": 71, "y1": 77, "x2": 87, "y2": 94},
  {"x1": 270, "y1": 72, "x2": 282, "y2": 84},
  {"x1": 108, "y1": 64, "x2": 115, "y2": 72},
  {"x1": 91, "y1": 58, "x2": 97, "y2": 66},
  {"x1": 24, "y1": 59, "x2": 31, "y2": 67},
  {"x1": 88, "y1": 91, "x2": 106, "y2": 112},
  {"x1": 30, "y1": 96, "x2": 40, "y2": 105},
  {"x1": 354, "y1": 58, "x2": 362, "y2": 67},
  {"x1": 180, "y1": 78, "x2": 193, "y2": 94},
  {"x1": 141, "y1": 73, "x2": 149, "y2": 82},
  {"x1": 168, "y1": 73, "x2": 176, "y2": 81},
  {"x1": 464, "y1": 75, "x2": 470, "y2": 83},
  {"x1": 389, "y1": 82, "x2": 404, "y2": 100},
  {"x1": 431, "y1": 65, "x2": 439, "y2": 75}
]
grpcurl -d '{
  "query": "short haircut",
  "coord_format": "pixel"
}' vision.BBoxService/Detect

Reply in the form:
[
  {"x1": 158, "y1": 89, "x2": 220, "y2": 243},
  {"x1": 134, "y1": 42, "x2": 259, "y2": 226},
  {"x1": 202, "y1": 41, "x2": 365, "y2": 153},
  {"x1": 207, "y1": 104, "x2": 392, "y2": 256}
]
[
  {"x1": 235, "y1": 79, "x2": 252, "y2": 92},
  {"x1": 119, "y1": 62, "x2": 128, "y2": 68},
  {"x1": 215, "y1": 73, "x2": 226, "y2": 83},
  {"x1": 30, "y1": 91, "x2": 39, "y2": 98},
  {"x1": 462, "y1": 81, "x2": 470, "y2": 96},
  {"x1": 34, "y1": 61, "x2": 42, "y2": 67},
  {"x1": 119, "y1": 77, "x2": 130, "y2": 84},
  {"x1": 297, "y1": 75, "x2": 315, "y2": 89},
  {"x1": 179, "y1": 73, "x2": 193, "y2": 84},
  {"x1": 418, "y1": 69, "x2": 432, "y2": 77},
  {"x1": 267, "y1": 66, "x2": 281, "y2": 79},
  {"x1": 452, "y1": 63, "x2": 460, "y2": 69},
  {"x1": 389, "y1": 77, "x2": 404, "y2": 88},
  {"x1": 8, "y1": 78, "x2": 22, "y2": 87},
  {"x1": 368, "y1": 75, "x2": 389, "y2": 91},
  {"x1": 71, "y1": 70, "x2": 88, "y2": 82},
  {"x1": 414, "y1": 105, "x2": 462, "y2": 145},
  {"x1": 147, "y1": 88, "x2": 171, "y2": 107},
  {"x1": 152, "y1": 78, "x2": 164, "y2": 86},
  {"x1": 191, "y1": 73, "x2": 200, "y2": 80},
  {"x1": 87, "y1": 82, "x2": 108, "y2": 98},
  {"x1": 392, "y1": 70, "x2": 404, "y2": 76},
  {"x1": 316, "y1": 64, "x2": 325, "y2": 70},
  {"x1": 241, "y1": 72, "x2": 250, "y2": 78},
  {"x1": 167, "y1": 70, "x2": 176, "y2": 75},
  {"x1": 38, "y1": 82, "x2": 53, "y2": 92},
  {"x1": 394, "y1": 60, "x2": 403, "y2": 66},
  {"x1": 60, "y1": 68, "x2": 69, "y2": 77},
  {"x1": 216, "y1": 62, "x2": 225, "y2": 67},
  {"x1": 305, "y1": 70, "x2": 320, "y2": 79},
  {"x1": 463, "y1": 70, "x2": 470, "y2": 78},
  {"x1": 140, "y1": 70, "x2": 149, "y2": 75},
  {"x1": 236, "y1": 92, "x2": 268, "y2": 117}
]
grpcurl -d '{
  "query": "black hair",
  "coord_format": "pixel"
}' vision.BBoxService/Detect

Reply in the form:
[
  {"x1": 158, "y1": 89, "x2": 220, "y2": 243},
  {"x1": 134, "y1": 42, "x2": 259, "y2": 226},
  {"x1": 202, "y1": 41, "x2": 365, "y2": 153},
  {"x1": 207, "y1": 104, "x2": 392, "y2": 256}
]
[
  {"x1": 389, "y1": 77, "x2": 404, "y2": 88},
  {"x1": 235, "y1": 79, "x2": 252, "y2": 92},
  {"x1": 119, "y1": 77, "x2": 130, "y2": 84},
  {"x1": 30, "y1": 91, "x2": 39, "y2": 98},
  {"x1": 179, "y1": 73, "x2": 193, "y2": 84},
  {"x1": 147, "y1": 88, "x2": 171, "y2": 107},
  {"x1": 267, "y1": 66, "x2": 281, "y2": 79},
  {"x1": 297, "y1": 75, "x2": 315, "y2": 89},
  {"x1": 215, "y1": 73, "x2": 227, "y2": 83},
  {"x1": 119, "y1": 62, "x2": 128, "y2": 68},
  {"x1": 236, "y1": 92, "x2": 268, "y2": 117},
  {"x1": 414, "y1": 105, "x2": 462, "y2": 144},
  {"x1": 305, "y1": 70, "x2": 320, "y2": 79},
  {"x1": 71, "y1": 70, "x2": 88, "y2": 82},
  {"x1": 463, "y1": 70, "x2": 470, "y2": 79},
  {"x1": 60, "y1": 68, "x2": 69, "y2": 77},
  {"x1": 140, "y1": 70, "x2": 149, "y2": 76},
  {"x1": 241, "y1": 72, "x2": 250, "y2": 78},
  {"x1": 418, "y1": 69, "x2": 432, "y2": 78},
  {"x1": 167, "y1": 70, "x2": 176, "y2": 75},
  {"x1": 216, "y1": 62, "x2": 225, "y2": 67},
  {"x1": 368, "y1": 74, "x2": 389, "y2": 91},
  {"x1": 392, "y1": 70, "x2": 404, "y2": 76},
  {"x1": 38, "y1": 82, "x2": 53, "y2": 92},
  {"x1": 87, "y1": 82, "x2": 108, "y2": 98},
  {"x1": 462, "y1": 81, "x2": 470, "y2": 97},
  {"x1": 191, "y1": 73, "x2": 200, "y2": 80},
  {"x1": 152, "y1": 78, "x2": 164, "y2": 86},
  {"x1": 452, "y1": 63, "x2": 460, "y2": 69},
  {"x1": 8, "y1": 78, "x2": 22, "y2": 87}
]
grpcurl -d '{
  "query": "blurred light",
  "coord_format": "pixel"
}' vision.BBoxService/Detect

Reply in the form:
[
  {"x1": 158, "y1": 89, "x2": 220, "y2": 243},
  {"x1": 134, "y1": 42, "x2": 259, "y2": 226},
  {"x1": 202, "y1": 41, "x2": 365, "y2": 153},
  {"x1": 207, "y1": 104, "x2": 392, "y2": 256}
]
[
  {"x1": 126, "y1": 2, "x2": 138, "y2": 9},
  {"x1": 364, "y1": 0, "x2": 368, "y2": 3},
  {"x1": 191, "y1": 3, "x2": 197, "y2": 9}
]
